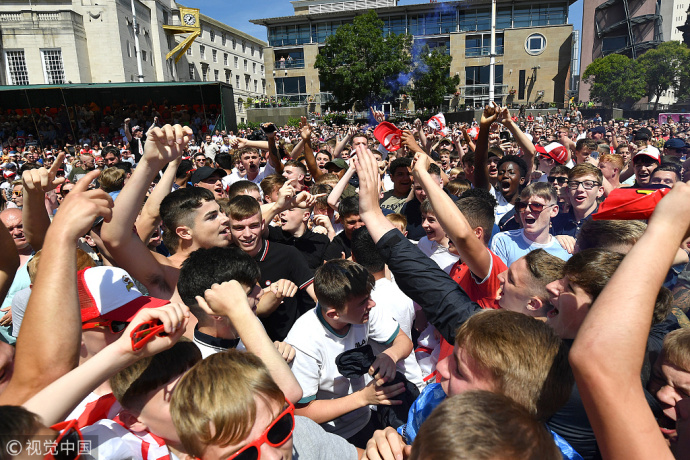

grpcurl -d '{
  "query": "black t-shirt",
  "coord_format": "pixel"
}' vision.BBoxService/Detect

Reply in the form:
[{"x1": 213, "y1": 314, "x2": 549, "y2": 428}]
[
  {"x1": 327, "y1": 231, "x2": 352, "y2": 259},
  {"x1": 267, "y1": 226, "x2": 332, "y2": 270},
  {"x1": 254, "y1": 239, "x2": 315, "y2": 341}
]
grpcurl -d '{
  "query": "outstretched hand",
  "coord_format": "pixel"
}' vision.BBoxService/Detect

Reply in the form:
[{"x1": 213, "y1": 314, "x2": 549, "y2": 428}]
[
  {"x1": 480, "y1": 102, "x2": 501, "y2": 127},
  {"x1": 352, "y1": 144, "x2": 381, "y2": 217}
]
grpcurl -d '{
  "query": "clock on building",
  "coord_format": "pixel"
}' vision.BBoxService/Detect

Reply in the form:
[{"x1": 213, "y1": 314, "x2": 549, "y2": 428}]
[{"x1": 183, "y1": 13, "x2": 196, "y2": 26}]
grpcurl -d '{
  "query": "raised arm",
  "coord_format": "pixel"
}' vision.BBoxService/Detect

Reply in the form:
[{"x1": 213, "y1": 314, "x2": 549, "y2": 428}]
[
  {"x1": 124, "y1": 118, "x2": 133, "y2": 143},
  {"x1": 411, "y1": 151, "x2": 492, "y2": 280},
  {"x1": 499, "y1": 108, "x2": 536, "y2": 178},
  {"x1": 263, "y1": 124, "x2": 284, "y2": 175},
  {"x1": 196, "y1": 280, "x2": 302, "y2": 404},
  {"x1": 353, "y1": 145, "x2": 482, "y2": 343},
  {"x1": 0, "y1": 222, "x2": 19, "y2": 303},
  {"x1": 0, "y1": 169, "x2": 113, "y2": 405},
  {"x1": 327, "y1": 162, "x2": 357, "y2": 210},
  {"x1": 21, "y1": 152, "x2": 66, "y2": 251},
  {"x1": 299, "y1": 116, "x2": 324, "y2": 180},
  {"x1": 569, "y1": 184, "x2": 690, "y2": 460},
  {"x1": 136, "y1": 156, "x2": 180, "y2": 243},
  {"x1": 473, "y1": 104, "x2": 500, "y2": 190},
  {"x1": 101, "y1": 125, "x2": 193, "y2": 299},
  {"x1": 333, "y1": 126, "x2": 356, "y2": 159}
]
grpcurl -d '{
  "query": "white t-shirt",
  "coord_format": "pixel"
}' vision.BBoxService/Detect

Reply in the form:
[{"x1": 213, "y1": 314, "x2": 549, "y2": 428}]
[
  {"x1": 490, "y1": 229, "x2": 572, "y2": 267},
  {"x1": 224, "y1": 162, "x2": 276, "y2": 188},
  {"x1": 80, "y1": 419, "x2": 177, "y2": 460},
  {"x1": 416, "y1": 237, "x2": 459, "y2": 274},
  {"x1": 285, "y1": 305, "x2": 400, "y2": 439},
  {"x1": 369, "y1": 278, "x2": 425, "y2": 391},
  {"x1": 489, "y1": 187, "x2": 514, "y2": 224}
]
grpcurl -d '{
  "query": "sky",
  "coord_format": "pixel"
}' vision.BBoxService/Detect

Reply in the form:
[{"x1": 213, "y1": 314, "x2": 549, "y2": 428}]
[{"x1": 190, "y1": 0, "x2": 584, "y2": 70}]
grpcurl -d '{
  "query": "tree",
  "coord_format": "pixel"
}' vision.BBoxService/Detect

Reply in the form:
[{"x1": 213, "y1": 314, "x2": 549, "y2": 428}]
[
  {"x1": 408, "y1": 45, "x2": 460, "y2": 112},
  {"x1": 582, "y1": 54, "x2": 645, "y2": 108},
  {"x1": 314, "y1": 10, "x2": 412, "y2": 110},
  {"x1": 637, "y1": 41, "x2": 690, "y2": 111}
]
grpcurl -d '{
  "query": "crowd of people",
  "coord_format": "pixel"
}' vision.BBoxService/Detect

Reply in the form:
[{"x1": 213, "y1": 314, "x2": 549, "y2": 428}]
[{"x1": 0, "y1": 100, "x2": 689, "y2": 460}]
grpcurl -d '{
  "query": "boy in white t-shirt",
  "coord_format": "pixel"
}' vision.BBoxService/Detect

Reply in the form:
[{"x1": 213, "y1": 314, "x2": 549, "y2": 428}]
[{"x1": 285, "y1": 259, "x2": 412, "y2": 447}]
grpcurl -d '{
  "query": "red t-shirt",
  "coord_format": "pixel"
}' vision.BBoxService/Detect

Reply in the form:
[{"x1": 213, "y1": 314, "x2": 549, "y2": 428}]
[{"x1": 438, "y1": 249, "x2": 507, "y2": 365}]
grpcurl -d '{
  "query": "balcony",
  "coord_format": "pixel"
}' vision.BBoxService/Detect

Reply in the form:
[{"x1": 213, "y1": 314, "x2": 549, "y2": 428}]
[
  {"x1": 274, "y1": 58, "x2": 305, "y2": 70},
  {"x1": 459, "y1": 84, "x2": 509, "y2": 97},
  {"x1": 465, "y1": 45, "x2": 505, "y2": 57}
]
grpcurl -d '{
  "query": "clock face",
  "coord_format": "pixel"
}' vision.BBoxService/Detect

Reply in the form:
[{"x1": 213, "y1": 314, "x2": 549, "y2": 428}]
[{"x1": 183, "y1": 13, "x2": 196, "y2": 26}]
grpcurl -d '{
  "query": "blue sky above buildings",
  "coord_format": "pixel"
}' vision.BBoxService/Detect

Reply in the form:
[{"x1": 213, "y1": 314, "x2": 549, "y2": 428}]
[{"x1": 190, "y1": 0, "x2": 583, "y2": 71}]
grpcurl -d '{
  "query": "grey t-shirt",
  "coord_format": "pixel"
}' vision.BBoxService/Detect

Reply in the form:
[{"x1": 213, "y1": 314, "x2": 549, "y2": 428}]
[
  {"x1": 292, "y1": 416, "x2": 358, "y2": 460},
  {"x1": 10, "y1": 286, "x2": 31, "y2": 338}
]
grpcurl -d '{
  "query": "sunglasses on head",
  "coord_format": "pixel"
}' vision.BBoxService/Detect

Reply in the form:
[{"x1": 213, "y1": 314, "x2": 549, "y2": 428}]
[
  {"x1": 514, "y1": 201, "x2": 554, "y2": 213},
  {"x1": 547, "y1": 176, "x2": 568, "y2": 185},
  {"x1": 82, "y1": 319, "x2": 129, "y2": 334},
  {"x1": 47, "y1": 419, "x2": 83, "y2": 460},
  {"x1": 228, "y1": 400, "x2": 295, "y2": 460}
]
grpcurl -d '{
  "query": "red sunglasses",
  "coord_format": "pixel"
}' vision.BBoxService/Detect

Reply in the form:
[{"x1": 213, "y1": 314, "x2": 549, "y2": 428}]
[
  {"x1": 130, "y1": 320, "x2": 167, "y2": 352},
  {"x1": 227, "y1": 400, "x2": 295, "y2": 460},
  {"x1": 82, "y1": 319, "x2": 129, "y2": 334},
  {"x1": 46, "y1": 419, "x2": 83, "y2": 460}
]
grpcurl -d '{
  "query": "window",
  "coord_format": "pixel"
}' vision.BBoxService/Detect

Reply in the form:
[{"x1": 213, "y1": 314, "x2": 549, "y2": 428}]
[
  {"x1": 225, "y1": 70, "x2": 231, "y2": 83},
  {"x1": 224, "y1": 53, "x2": 228, "y2": 66},
  {"x1": 214, "y1": 69, "x2": 219, "y2": 81},
  {"x1": 210, "y1": 30, "x2": 215, "y2": 42},
  {"x1": 275, "y1": 76, "x2": 307, "y2": 94},
  {"x1": 465, "y1": 65, "x2": 503, "y2": 85},
  {"x1": 233, "y1": 38, "x2": 236, "y2": 49},
  {"x1": 518, "y1": 69, "x2": 526, "y2": 99},
  {"x1": 236, "y1": 75, "x2": 240, "y2": 87},
  {"x1": 245, "y1": 76, "x2": 250, "y2": 90},
  {"x1": 242, "y1": 41, "x2": 246, "y2": 53},
  {"x1": 142, "y1": 50, "x2": 147, "y2": 62},
  {"x1": 213, "y1": 49, "x2": 217, "y2": 62},
  {"x1": 202, "y1": 66, "x2": 208, "y2": 81},
  {"x1": 244, "y1": 59, "x2": 247, "y2": 71},
  {"x1": 251, "y1": 45, "x2": 254, "y2": 56},
  {"x1": 261, "y1": 64, "x2": 264, "y2": 75},
  {"x1": 222, "y1": 34, "x2": 226, "y2": 46},
  {"x1": 254, "y1": 80, "x2": 258, "y2": 92},
  {"x1": 238, "y1": 99, "x2": 243, "y2": 112},
  {"x1": 127, "y1": 40, "x2": 131, "y2": 58},
  {"x1": 465, "y1": 34, "x2": 504, "y2": 57},
  {"x1": 525, "y1": 33, "x2": 546, "y2": 55},
  {"x1": 602, "y1": 36, "x2": 628, "y2": 54},
  {"x1": 5, "y1": 50, "x2": 29, "y2": 85},
  {"x1": 200, "y1": 45, "x2": 206, "y2": 59},
  {"x1": 189, "y1": 64, "x2": 195, "y2": 80},
  {"x1": 253, "y1": 62, "x2": 256, "y2": 73},
  {"x1": 187, "y1": 46, "x2": 192, "y2": 56}
]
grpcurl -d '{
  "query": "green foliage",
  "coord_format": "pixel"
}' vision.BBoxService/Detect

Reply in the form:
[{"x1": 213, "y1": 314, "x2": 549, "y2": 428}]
[
  {"x1": 582, "y1": 54, "x2": 645, "y2": 108},
  {"x1": 637, "y1": 41, "x2": 690, "y2": 109},
  {"x1": 323, "y1": 113, "x2": 349, "y2": 126},
  {"x1": 286, "y1": 117, "x2": 301, "y2": 128},
  {"x1": 237, "y1": 121, "x2": 260, "y2": 131},
  {"x1": 408, "y1": 46, "x2": 460, "y2": 111},
  {"x1": 314, "y1": 10, "x2": 413, "y2": 110}
]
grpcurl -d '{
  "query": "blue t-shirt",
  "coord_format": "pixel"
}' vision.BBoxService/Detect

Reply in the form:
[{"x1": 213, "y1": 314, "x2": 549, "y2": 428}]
[
  {"x1": 399, "y1": 382, "x2": 584, "y2": 460},
  {"x1": 490, "y1": 229, "x2": 572, "y2": 267}
]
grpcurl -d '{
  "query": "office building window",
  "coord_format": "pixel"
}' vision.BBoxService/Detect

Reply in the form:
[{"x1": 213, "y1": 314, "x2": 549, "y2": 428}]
[
  {"x1": 236, "y1": 75, "x2": 240, "y2": 87},
  {"x1": 213, "y1": 49, "x2": 217, "y2": 62},
  {"x1": 214, "y1": 69, "x2": 219, "y2": 81},
  {"x1": 210, "y1": 30, "x2": 215, "y2": 42},
  {"x1": 275, "y1": 76, "x2": 307, "y2": 94},
  {"x1": 202, "y1": 67, "x2": 208, "y2": 81},
  {"x1": 254, "y1": 80, "x2": 258, "y2": 92},
  {"x1": 234, "y1": 56, "x2": 238, "y2": 68},
  {"x1": 225, "y1": 70, "x2": 231, "y2": 83},
  {"x1": 41, "y1": 49, "x2": 65, "y2": 84},
  {"x1": 200, "y1": 45, "x2": 206, "y2": 59},
  {"x1": 5, "y1": 50, "x2": 29, "y2": 85},
  {"x1": 253, "y1": 62, "x2": 256, "y2": 73},
  {"x1": 189, "y1": 64, "x2": 195, "y2": 80},
  {"x1": 222, "y1": 34, "x2": 226, "y2": 46},
  {"x1": 244, "y1": 59, "x2": 247, "y2": 71},
  {"x1": 224, "y1": 53, "x2": 228, "y2": 65}
]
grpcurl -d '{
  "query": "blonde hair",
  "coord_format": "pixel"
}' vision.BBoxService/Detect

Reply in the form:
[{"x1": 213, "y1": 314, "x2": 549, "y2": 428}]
[
  {"x1": 455, "y1": 310, "x2": 573, "y2": 420},
  {"x1": 661, "y1": 328, "x2": 690, "y2": 371},
  {"x1": 385, "y1": 213, "x2": 407, "y2": 234},
  {"x1": 599, "y1": 153, "x2": 624, "y2": 170},
  {"x1": 409, "y1": 391, "x2": 561, "y2": 460},
  {"x1": 170, "y1": 350, "x2": 284, "y2": 458},
  {"x1": 98, "y1": 168, "x2": 125, "y2": 193}
]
